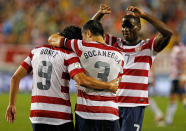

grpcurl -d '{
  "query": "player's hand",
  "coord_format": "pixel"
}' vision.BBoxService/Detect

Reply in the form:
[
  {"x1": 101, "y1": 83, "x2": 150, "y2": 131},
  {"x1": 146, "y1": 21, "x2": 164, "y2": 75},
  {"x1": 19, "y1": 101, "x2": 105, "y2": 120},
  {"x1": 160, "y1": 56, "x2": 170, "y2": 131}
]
[
  {"x1": 75, "y1": 82, "x2": 80, "y2": 89},
  {"x1": 126, "y1": 6, "x2": 145, "y2": 18},
  {"x1": 98, "y1": 4, "x2": 111, "y2": 15},
  {"x1": 5, "y1": 105, "x2": 16, "y2": 123},
  {"x1": 48, "y1": 33, "x2": 64, "y2": 47},
  {"x1": 108, "y1": 78, "x2": 120, "y2": 93}
]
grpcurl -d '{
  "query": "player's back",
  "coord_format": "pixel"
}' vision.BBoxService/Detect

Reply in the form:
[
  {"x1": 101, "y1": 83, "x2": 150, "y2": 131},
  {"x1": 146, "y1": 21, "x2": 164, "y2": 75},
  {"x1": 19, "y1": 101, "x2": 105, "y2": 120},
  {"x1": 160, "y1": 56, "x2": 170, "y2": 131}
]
[
  {"x1": 22, "y1": 45, "x2": 76, "y2": 125},
  {"x1": 71, "y1": 40, "x2": 124, "y2": 120}
]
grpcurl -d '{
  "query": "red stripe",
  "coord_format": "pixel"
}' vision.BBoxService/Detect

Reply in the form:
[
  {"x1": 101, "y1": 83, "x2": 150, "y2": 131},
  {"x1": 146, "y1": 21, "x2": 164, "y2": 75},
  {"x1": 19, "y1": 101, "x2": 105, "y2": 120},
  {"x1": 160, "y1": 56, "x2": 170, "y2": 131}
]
[
  {"x1": 123, "y1": 69, "x2": 148, "y2": 77},
  {"x1": 29, "y1": 52, "x2": 34, "y2": 60},
  {"x1": 65, "y1": 57, "x2": 80, "y2": 66},
  {"x1": 30, "y1": 110, "x2": 72, "y2": 120},
  {"x1": 111, "y1": 36, "x2": 117, "y2": 45},
  {"x1": 60, "y1": 38, "x2": 65, "y2": 48},
  {"x1": 78, "y1": 90, "x2": 116, "y2": 102},
  {"x1": 76, "y1": 104, "x2": 119, "y2": 116},
  {"x1": 119, "y1": 82, "x2": 148, "y2": 90},
  {"x1": 31, "y1": 96, "x2": 71, "y2": 106},
  {"x1": 117, "y1": 96, "x2": 148, "y2": 104},
  {"x1": 61, "y1": 86, "x2": 69, "y2": 93},
  {"x1": 105, "y1": 34, "x2": 109, "y2": 44},
  {"x1": 123, "y1": 48, "x2": 136, "y2": 53},
  {"x1": 113, "y1": 42, "x2": 119, "y2": 48},
  {"x1": 62, "y1": 72, "x2": 70, "y2": 80},
  {"x1": 21, "y1": 61, "x2": 32, "y2": 72},
  {"x1": 83, "y1": 42, "x2": 121, "y2": 53},
  {"x1": 73, "y1": 39, "x2": 82, "y2": 57},
  {"x1": 134, "y1": 56, "x2": 152, "y2": 67},
  {"x1": 141, "y1": 42, "x2": 151, "y2": 50},
  {"x1": 69, "y1": 68, "x2": 85, "y2": 78}
]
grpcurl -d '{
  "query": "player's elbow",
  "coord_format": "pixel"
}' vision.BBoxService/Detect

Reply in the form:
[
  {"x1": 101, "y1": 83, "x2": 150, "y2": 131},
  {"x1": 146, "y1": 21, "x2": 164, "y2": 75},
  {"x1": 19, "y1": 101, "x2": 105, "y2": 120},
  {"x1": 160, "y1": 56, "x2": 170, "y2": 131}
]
[
  {"x1": 78, "y1": 79, "x2": 89, "y2": 86},
  {"x1": 11, "y1": 74, "x2": 20, "y2": 83},
  {"x1": 165, "y1": 28, "x2": 173, "y2": 38},
  {"x1": 168, "y1": 30, "x2": 173, "y2": 38}
]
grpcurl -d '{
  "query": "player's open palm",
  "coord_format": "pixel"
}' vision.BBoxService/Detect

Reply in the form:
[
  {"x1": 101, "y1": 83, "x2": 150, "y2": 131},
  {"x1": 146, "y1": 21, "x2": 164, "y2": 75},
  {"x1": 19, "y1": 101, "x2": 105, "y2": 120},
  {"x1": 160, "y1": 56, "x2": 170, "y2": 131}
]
[
  {"x1": 5, "y1": 105, "x2": 16, "y2": 123},
  {"x1": 99, "y1": 4, "x2": 111, "y2": 15},
  {"x1": 127, "y1": 6, "x2": 144, "y2": 18}
]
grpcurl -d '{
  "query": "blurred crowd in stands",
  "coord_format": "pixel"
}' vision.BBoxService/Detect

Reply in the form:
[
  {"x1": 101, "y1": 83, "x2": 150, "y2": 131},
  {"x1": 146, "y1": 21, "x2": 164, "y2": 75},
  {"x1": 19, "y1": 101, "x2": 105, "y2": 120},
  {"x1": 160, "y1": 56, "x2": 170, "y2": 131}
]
[{"x1": 0, "y1": 0, "x2": 185, "y2": 47}]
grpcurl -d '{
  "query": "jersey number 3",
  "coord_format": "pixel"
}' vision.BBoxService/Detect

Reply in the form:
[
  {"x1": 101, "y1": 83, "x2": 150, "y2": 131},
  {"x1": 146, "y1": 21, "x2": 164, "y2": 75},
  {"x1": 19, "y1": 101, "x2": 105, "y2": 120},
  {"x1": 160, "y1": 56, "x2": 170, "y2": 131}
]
[
  {"x1": 95, "y1": 61, "x2": 110, "y2": 82},
  {"x1": 37, "y1": 61, "x2": 52, "y2": 90}
]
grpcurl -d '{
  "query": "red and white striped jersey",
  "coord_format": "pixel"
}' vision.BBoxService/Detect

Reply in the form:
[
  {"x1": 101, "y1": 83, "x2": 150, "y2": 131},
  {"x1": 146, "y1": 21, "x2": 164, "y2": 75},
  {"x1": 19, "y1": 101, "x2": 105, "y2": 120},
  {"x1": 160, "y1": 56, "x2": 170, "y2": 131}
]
[
  {"x1": 21, "y1": 45, "x2": 85, "y2": 125},
  {"x1": 61, "y1": 38, "x2": 124, "y2": 120},
  {"x1": 170, "y1": 44, "x2": 186, "y2": 80},
  {"x1": 105, "y1": 34, "x2": 158, "y2": 107}
]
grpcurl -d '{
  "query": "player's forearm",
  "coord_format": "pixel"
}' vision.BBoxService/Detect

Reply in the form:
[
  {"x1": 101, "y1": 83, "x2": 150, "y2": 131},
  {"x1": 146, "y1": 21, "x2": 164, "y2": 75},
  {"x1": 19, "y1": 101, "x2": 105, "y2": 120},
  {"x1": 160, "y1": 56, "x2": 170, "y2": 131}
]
[
  {"x1": 9, "y1": 66, "x2": 28, "y2": 105},
  {"x1": 73, "y1": 73, "x2": 112, "y2": 90},
  {"x1": 81, "y1": 76, "x2": 111, "y2": 90},
  {"x1": 142, "y1": 12, "x2": 173, "y2": 37},
  {"x1": 91, "y1": 11, "x2": 104, "y2": 21},
  {"x1": 9, "y1": 77, "x2": 21, "y2": 105}
]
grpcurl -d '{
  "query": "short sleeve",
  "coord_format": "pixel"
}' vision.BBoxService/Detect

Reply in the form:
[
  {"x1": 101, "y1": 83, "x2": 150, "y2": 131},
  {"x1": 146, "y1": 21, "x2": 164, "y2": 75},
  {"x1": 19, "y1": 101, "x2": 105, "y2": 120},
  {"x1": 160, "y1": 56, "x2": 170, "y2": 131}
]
[
  {"x1": 20, "y1": 51, "x2": 33, "y2": 72},
  {"x1": 65, "y1": 53, "x2": 85, "y2": 78}
]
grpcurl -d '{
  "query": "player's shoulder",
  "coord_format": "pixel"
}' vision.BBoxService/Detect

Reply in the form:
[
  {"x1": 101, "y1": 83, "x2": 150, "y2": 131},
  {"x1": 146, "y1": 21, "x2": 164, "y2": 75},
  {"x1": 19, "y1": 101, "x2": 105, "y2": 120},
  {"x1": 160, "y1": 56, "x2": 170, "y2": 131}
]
[
  {"x1": 35, "y1": 44, "x2": 74, "y2": 54},
  {"x1": 140, "y1": 37, "x2": 154, "y2": 46},
  {"x1": 106, "y1": 44, "x2": 122, "y2": 53}
]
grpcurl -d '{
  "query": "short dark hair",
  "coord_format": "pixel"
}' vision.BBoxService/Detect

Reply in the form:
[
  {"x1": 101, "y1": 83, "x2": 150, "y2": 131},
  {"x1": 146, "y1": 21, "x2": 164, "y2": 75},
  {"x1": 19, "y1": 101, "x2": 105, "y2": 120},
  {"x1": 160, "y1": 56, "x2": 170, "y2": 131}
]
[
  {"x1": 59, "y1": 25, "x2": 82, "y2": 40},
  {"x1": 82, "y1": 20, "x2": 104, "y2": 37},
  {"x1": 123, "y1": 15, "x2": 141, "y2": 24}
]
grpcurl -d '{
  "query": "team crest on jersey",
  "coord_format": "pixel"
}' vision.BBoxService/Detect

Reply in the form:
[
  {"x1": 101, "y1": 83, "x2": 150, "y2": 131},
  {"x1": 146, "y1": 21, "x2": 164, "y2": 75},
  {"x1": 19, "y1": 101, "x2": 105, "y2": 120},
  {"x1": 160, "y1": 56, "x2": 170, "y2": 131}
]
[
  {"x1": 74, "y1": 63, "x2": 81, "y2": 68},
  {"x1": 135, "y1": 46, "x2": 141, "y2": 52}
]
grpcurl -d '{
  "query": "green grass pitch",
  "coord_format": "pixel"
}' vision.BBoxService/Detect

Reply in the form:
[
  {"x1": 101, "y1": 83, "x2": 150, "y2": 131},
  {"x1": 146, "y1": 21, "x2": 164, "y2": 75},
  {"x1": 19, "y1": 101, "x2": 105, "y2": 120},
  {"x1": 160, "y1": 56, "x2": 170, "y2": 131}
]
[{"x1": 0, "y1": 93, "x2": 186, "y2": 131}]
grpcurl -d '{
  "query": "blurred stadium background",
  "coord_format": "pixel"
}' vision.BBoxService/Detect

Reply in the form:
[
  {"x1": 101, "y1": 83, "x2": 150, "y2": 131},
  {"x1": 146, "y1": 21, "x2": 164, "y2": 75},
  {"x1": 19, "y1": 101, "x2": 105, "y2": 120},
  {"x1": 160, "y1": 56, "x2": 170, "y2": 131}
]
[{"x1": 0, "y1": 0, "x2": 186, "y2": 131}]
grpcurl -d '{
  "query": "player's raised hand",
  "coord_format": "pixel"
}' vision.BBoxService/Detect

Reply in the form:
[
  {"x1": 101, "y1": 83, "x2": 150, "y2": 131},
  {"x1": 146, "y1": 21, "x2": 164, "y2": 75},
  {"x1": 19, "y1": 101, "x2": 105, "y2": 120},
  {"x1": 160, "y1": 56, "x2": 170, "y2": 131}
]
[
  {"x1": 98, "y1": 4, "x2": 111, "y2": 15},
  {"x1": 126, "y1": 6, "x2": 145, "y2": 18},
  {"x1": 5, "y1": 105, "x2": 16, "y2": 123},
  {"x1": 91, "y1": 4, "x2": 111, "y2": 20},
  {"x1": 48, "y1": 33, "x2": 64, "y2": 47},
  {"x1": 108, "y1": 78, "x2": 120, "y2": 93}
]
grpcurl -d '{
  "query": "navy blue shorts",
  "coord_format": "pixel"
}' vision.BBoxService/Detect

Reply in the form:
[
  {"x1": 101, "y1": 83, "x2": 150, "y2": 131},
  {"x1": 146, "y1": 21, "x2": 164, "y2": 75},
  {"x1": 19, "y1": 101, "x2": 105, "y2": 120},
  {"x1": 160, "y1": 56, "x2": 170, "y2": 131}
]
[
  {"x1": 75, "y1": 113, "x2": 120, "y2": 131},
  {"x1": 119, "y1": 106, "x2": 145, "y2": 131},
  {"x1": 32, "y1": 122, "x2": 74, "y2": 131},
  {"x1": 171, "y1": 80, "x2": 185, "y2": 94}
]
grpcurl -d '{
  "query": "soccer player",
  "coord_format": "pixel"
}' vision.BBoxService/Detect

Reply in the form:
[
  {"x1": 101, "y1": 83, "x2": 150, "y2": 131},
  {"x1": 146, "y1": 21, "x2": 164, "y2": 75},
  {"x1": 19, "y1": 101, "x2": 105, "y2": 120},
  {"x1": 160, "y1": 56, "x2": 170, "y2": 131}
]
[
  {"x1": 5, "y1": 26, "x2": 119, "y2": 131},
  {"x1": 165, "y1": 33, "x2": 186, "y2": 125},
  {"x1": 92, "y1": 5, "x2": 173, "y2": 131},
  {"x1": 148, "y1": 69, "x2": 163, "y2": 124},
  {"x1": 48, "y1": 20, "x2": 124, "y2": 131}
]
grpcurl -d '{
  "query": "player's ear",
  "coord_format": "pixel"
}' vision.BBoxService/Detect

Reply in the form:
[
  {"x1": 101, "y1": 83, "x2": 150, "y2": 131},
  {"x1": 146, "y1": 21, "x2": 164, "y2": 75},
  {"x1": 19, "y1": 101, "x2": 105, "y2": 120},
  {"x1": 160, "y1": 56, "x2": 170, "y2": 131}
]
[
  {"x1": 136, "y1": 24, "x2": 141, "y2": 31},
  {"x1": 87, "y1": 30, "x2": 92, "y2": 38}
]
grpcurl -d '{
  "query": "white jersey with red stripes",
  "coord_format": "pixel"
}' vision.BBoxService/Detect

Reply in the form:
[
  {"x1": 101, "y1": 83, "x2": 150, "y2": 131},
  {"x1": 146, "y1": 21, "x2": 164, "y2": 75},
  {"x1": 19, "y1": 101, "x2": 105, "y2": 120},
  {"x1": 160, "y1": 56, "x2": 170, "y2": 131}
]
[
  {"x1": 105, "y1": 34, "x2": 158, "y2": 107},
  {"x1": 170, "y1": 44, "x2": 186, "y2": 80},
  {"x1": 21, "y1": 45, "x2": 85, "y2": 125},
  {"x1": 61, "y1": 38, "x2": 124, "y2": 120}
]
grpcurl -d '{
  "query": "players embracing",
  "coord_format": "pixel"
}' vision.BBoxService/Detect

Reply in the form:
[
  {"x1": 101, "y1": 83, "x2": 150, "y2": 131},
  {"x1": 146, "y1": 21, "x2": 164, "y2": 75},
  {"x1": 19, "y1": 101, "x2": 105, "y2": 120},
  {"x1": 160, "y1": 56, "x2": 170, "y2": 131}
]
[
  {"x1": 91, "y1": 4, "x2": 173, "y2": 131},
  {"x1": 32, "y1": 4, "x2": 172, "y2": 131}
]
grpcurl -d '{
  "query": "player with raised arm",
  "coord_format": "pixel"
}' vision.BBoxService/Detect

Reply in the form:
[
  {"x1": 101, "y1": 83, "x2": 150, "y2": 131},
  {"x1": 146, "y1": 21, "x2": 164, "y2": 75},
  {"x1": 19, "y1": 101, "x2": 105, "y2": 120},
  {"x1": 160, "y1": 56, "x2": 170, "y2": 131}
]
[
  {"x1": 48, "y1": 20, "x2": 124, "y2": 131},
  {"x1": 92, "y1": 4, "x2": 173, "y2": 131},
  {"x1": 5, "y1": 26, "x2": 119, "y2": 131}
]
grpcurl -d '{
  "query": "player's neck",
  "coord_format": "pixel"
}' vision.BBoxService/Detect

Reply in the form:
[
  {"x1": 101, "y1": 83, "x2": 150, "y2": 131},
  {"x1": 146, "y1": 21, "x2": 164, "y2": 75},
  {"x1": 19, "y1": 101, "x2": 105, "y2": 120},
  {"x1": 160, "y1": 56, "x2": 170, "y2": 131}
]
[
  {"x1": 91, "y1": 36, "x2": 106, "y2": 45},
  {"x1": 124, "y1": 38, "x2": 140, "y2": 46}
]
